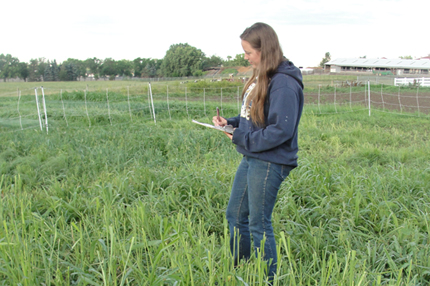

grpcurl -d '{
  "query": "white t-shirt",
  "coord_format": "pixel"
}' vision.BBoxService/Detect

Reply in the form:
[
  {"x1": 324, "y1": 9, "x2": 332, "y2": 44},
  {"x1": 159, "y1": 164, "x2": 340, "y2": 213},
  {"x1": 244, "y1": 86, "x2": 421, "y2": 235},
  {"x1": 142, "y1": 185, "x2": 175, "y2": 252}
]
[{"x1": 241, "y1": 82, "x2": 256, "y2": 120}]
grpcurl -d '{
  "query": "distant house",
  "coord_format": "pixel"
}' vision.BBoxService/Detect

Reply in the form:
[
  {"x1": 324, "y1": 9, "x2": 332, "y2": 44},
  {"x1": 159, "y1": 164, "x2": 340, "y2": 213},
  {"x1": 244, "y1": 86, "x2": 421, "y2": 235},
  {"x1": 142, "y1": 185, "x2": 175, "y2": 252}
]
[
  {"x1": 417, "y1": 54, "x2": 430, "y2": 60},
  {"x1": 325, "y1": 58, "x2": 430, "y2": 75}
]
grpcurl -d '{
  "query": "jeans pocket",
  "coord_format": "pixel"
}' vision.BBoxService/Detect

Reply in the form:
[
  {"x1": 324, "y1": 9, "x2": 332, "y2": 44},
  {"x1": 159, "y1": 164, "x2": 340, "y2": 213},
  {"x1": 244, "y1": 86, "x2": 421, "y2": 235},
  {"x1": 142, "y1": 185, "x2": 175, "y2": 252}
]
[{"x1": 280, "y1": 165, "x2": 293, "y2": 180}]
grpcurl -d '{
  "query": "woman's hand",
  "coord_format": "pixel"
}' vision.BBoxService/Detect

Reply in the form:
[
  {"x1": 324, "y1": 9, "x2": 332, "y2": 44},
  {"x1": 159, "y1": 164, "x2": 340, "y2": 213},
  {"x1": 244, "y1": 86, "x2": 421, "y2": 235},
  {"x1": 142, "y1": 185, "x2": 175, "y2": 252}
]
[
  {"x1": 224, "y1": 131, "x2": 233, "y2": 140},
  {"x1": 212, "y1": 116, "x2": 227, "y2": 127},
  {"x1": 212, "y1": 116, "x2": 233, "y2": 140}
]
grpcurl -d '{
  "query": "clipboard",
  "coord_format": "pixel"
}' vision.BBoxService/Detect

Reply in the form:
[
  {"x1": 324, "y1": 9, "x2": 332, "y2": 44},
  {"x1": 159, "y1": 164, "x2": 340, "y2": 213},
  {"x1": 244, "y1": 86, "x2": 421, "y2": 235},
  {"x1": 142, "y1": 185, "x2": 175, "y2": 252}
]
[{"x1": 192, "y1": 120, "x2": 234, "y2": 134}]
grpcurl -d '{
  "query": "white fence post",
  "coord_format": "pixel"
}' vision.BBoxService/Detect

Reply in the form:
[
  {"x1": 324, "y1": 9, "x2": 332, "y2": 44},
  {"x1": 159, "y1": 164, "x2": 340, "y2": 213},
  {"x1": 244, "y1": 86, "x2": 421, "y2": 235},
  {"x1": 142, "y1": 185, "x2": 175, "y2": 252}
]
[
  {"x1": 147, "y1": 85, "x2": 152, "y2": 118},
  {"x1": 84, "y1": 90, "x2": 91, "y2": 128},
  {"x1": 149, "y1": 83, "x2": 156, "y2": 124},
  {"x1": 34, "y1": 88, "x2": 43, "y2": 131},
  {"x1": 368, "y1": 81, "x2": 371, "y2": 116},
  {"x1": 41, "y1": 87, "x2": 49, "y2": 134}
]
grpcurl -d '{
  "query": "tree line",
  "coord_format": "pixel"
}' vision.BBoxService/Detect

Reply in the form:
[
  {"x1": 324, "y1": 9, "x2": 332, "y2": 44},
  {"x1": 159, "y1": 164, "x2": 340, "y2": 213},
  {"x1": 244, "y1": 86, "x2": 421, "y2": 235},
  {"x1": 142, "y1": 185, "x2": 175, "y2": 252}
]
[{"x1": 0, "y1": 43, "x2": 249, "y2": 82}]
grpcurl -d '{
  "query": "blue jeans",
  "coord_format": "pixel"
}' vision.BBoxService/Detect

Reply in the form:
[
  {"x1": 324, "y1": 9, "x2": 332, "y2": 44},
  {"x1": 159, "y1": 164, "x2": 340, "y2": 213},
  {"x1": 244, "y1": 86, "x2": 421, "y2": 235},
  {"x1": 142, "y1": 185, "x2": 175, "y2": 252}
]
[{"x1": 226, "y1": 156, "x2": 293, "y2": 279}]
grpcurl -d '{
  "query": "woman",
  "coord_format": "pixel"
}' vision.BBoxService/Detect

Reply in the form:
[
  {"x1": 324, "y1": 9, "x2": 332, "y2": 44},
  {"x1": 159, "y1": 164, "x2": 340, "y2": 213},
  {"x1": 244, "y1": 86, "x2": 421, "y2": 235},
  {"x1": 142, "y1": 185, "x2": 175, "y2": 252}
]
[{"x1": 213, "y1": 22, "x2": 304, "y2": 280}]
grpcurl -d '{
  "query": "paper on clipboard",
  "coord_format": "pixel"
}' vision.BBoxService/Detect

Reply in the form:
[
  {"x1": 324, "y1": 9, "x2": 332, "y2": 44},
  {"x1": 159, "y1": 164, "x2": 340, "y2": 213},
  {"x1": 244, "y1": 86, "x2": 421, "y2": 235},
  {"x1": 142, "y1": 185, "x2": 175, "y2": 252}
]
[{"x1": 192, "y1": 120, "x2": 234, "y2": 134}]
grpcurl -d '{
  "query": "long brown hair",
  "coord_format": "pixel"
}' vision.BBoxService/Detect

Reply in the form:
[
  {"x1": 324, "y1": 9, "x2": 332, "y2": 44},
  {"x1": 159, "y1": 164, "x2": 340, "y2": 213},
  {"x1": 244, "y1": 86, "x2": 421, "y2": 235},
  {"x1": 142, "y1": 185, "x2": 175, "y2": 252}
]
[{"x1": 240, "y1": 22, "x2": 284, "y2": 126}]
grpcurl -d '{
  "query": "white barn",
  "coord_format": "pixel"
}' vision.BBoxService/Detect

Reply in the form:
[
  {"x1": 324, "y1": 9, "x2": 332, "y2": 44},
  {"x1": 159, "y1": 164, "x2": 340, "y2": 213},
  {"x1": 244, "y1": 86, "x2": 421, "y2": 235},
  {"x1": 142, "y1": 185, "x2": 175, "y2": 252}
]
[{"x1": 325, "y1": 58, "x2": 430, "y2": 75}]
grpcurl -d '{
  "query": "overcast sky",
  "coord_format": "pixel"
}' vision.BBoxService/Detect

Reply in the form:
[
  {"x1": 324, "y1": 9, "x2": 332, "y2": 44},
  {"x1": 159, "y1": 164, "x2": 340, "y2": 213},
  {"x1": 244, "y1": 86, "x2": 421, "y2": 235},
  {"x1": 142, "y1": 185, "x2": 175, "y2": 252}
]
[{"x1": 2, "y1": 0, "x2": 428, "y2": 68}]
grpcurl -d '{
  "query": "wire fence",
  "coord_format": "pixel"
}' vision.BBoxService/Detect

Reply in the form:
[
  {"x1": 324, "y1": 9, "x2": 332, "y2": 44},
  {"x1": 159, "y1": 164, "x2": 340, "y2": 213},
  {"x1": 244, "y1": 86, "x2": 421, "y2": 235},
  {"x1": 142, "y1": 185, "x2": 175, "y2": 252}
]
[
  {"x1": 357, "y1": 75, "x2": 430, "y2": 86},
  {"x1": 1, "y1": 83, "x2": 429, "y2": 134}
]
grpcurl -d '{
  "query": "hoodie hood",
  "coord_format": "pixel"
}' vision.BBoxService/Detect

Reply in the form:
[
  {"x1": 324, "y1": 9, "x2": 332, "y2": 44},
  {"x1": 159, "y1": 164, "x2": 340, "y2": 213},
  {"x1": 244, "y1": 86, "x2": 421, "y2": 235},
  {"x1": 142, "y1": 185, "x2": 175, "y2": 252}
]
[{"x1": 275, "y1": 60, "x2": 304, "y2": 90}]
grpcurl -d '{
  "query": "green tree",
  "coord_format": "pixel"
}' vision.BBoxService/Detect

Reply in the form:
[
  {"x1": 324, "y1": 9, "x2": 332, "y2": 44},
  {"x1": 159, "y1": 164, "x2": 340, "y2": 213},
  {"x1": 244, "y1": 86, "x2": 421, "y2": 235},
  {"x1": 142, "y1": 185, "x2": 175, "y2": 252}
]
[
  {"x1": 223, "y1": 54, "x2": 249, "y2": 67},
  {"x1": 17, "y1": 62, "x2": 29, "y2": 81},
  {"x1": 116, "y1": 59, "x2": 133, "y2": 77},
  {"x1": 44, "y1": 60, "x2": 60, "y2": 81},
  {"x1": 26, "y1": 58, "x2": 56, "y2": 82},
  {"x1": 145, "y1": 59, "x2": 162, "y2": 77},
  {"x1": 133, "y1": 57, "x2": 146, "y2": 77},
  {"x1": 399, "y1": 55, "x2": 413, "y2": 59},
  {"x1": 28, "y1": 58, "x2": 48, "y2": 81},
  {"x1": 202, "y1": 55, "x2": 223, "y2": 70},
  {"x1": 100, "y1": 58, "x2": 118, "y2": 80},
  {"x1": 0, "y1": 54, "x2": 19, "y2": 81},
  {"x1": 161, "y1": 43, "x2": 205, "y2": 77},
  {"x1": 58, "y1": 62, "x2": 79, "y2": 81},
  {"x1": 84, "y1": 57, "x2": 102, "y2": 79},
  {"x1": 38, "y1": 58, "x2": 48, "y2": 81},
  {"x1": 233, "y1": 53, "x2": 249, "y2": 67},
  {"x1": 61, "y1": 58, "x2": 86, "y2": 79},
  {"x1": 133, "y1": 58, "x2": 163, "y2": 78},
  {"x1": 319, "y1": 52, "x2": 331, "y2": 68},
  {"x1": 44, "y1": 61, "x2": 53, "y2": 81},
  {"x1": 28, "y1": 59, "x2": 40, "y2": 81}
]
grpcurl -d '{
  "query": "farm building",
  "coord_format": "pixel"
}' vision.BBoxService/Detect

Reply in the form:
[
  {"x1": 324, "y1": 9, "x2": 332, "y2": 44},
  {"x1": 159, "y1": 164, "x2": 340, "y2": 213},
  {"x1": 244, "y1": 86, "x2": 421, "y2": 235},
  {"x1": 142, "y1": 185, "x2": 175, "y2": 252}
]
[{"x1": 325, "y1": 58, "x2": 430, "y2": 75}]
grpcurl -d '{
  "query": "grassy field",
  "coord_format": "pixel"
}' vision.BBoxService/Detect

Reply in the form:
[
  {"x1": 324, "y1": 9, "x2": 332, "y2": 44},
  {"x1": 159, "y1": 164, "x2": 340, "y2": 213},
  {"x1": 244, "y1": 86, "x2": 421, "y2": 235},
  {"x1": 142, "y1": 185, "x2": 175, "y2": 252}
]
[
  {"x1": 1, "y1": 84, "x2": 430, "y2": 285},
  {"x1": 0, "y1": 74, "x2": 361, "y2": 97}
]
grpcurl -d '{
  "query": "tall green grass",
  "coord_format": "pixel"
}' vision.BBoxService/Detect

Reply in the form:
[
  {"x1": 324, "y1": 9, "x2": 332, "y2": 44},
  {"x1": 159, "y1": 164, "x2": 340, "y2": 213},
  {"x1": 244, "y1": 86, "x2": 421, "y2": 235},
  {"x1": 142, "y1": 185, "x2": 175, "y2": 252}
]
[{"x1": 1, "y1": 94, "x2": 430, "y2": 285}]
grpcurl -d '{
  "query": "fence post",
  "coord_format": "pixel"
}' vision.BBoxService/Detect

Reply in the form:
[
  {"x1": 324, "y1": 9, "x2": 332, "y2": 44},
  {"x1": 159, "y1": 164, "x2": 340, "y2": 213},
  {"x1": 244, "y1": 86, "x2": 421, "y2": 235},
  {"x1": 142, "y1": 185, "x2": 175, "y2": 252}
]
[
  {"x1": 84, "y1": 90, "x2": 91, "y2": 128},
  {"x1": 60, "y1": 89, "x2": 68, "y2": 126},
  {"x1": 34, "y1": 88, "x2": 43, "y2": 131},
  {"x1": 149, "y1": 83, "x2": 156, "y2": 124},
  {"x1": 368, "y1": 81, "x2": 371, "y2": 116},
  {"x1": 147, "y1": 85, "x2": 152, "y2": 118},
  {"x1": 41, "y1": 86, "x2": 49, "y2": 134},
  {"x1": 318, "y1": 84, "x2": 321, "y2": 114}
]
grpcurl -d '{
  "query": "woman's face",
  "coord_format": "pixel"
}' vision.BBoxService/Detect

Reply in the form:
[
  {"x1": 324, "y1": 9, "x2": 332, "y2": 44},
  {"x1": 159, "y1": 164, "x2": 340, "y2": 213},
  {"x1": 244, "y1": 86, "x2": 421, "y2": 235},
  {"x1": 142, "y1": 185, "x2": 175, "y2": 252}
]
[{"x1": 241, "y1": 40, "x2": 261, "y2": 68}]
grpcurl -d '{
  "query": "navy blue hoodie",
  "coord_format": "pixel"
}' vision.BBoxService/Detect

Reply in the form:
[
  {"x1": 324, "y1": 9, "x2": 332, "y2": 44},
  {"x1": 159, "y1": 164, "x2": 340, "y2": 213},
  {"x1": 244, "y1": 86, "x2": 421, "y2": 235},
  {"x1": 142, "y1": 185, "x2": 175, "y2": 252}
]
[{"x1": 227, "y1": 61, "x2": 304, "y2": 167}]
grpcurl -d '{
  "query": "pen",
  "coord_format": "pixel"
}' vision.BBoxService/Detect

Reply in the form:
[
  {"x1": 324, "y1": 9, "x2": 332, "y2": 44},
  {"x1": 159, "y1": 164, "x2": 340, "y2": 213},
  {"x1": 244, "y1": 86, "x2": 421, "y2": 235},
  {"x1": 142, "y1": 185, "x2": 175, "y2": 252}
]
[{"x1": 217, "y1": 107, "x2": 220, "y2": 121}]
